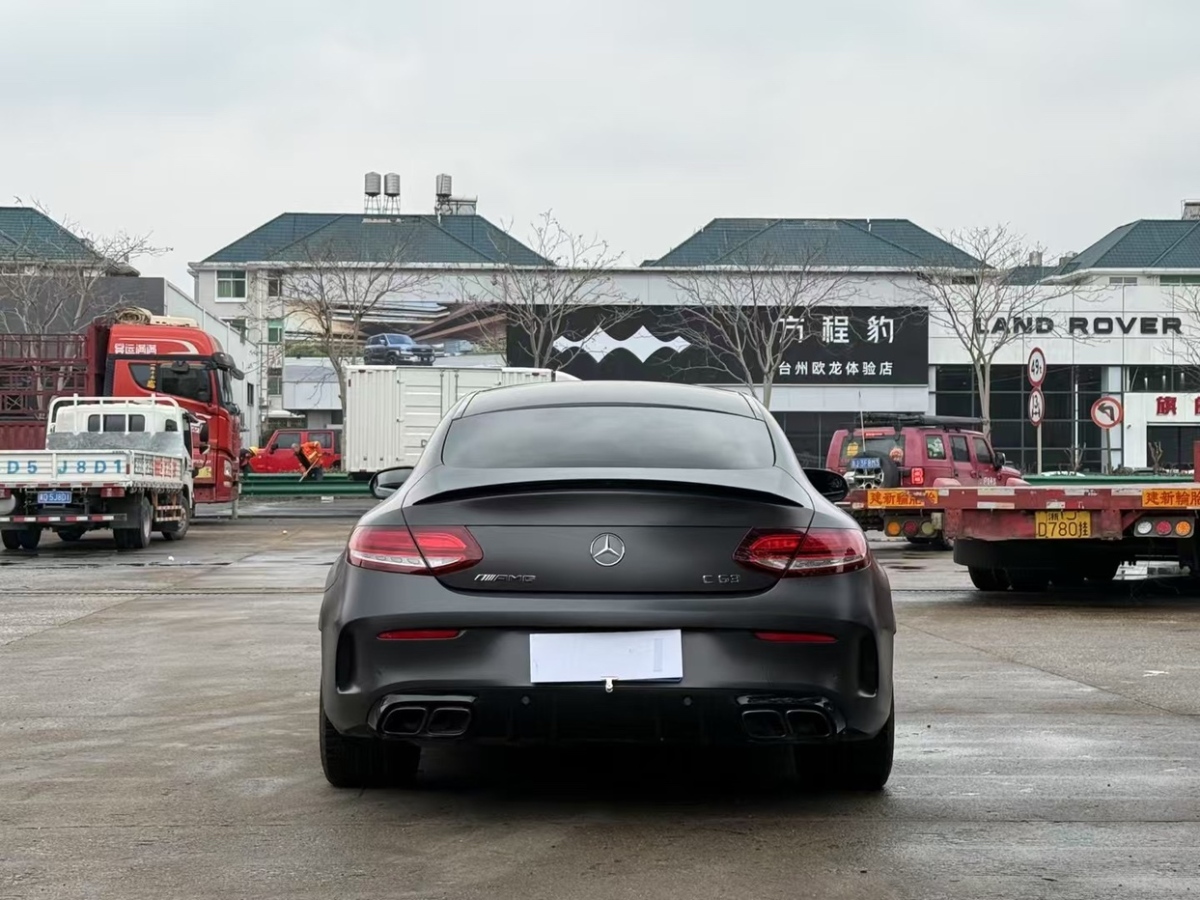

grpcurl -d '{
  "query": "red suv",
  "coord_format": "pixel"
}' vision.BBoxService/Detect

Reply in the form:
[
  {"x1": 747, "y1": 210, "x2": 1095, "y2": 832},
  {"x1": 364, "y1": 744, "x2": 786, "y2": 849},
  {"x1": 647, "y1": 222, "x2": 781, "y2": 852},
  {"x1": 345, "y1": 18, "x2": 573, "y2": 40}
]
[{"x1": 825, "y1": 415, "x2": 1025, "y2": 545}]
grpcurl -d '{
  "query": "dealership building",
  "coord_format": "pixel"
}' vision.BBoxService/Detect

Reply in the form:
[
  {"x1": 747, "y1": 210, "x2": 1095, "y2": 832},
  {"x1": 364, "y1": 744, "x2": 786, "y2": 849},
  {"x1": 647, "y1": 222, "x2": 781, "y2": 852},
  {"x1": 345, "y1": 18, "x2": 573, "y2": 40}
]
[{"x1": 189, "y1": 177, "x2": 1200, "y2": 470}]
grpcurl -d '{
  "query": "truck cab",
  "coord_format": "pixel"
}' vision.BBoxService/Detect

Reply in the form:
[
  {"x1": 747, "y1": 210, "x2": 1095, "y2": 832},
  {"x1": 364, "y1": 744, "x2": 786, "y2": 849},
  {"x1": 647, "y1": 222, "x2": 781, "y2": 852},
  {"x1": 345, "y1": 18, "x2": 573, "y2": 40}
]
[{"x1": 100, "y1": 316, "x2": 244, "y2": 504}]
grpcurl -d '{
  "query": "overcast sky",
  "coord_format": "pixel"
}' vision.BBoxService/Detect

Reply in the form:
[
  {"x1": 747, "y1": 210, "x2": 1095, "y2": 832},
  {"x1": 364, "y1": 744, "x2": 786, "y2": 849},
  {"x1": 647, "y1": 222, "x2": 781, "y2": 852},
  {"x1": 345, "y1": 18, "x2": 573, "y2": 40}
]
[{"x1": 2, "y1": 0, "x2": 1198, "y2": 288}]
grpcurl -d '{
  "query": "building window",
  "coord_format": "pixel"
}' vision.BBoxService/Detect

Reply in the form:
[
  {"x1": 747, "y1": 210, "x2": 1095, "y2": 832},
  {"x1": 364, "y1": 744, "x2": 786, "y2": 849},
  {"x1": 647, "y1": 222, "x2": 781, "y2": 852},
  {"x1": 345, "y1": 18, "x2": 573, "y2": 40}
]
[
  {"x1": 330, "y1": 409, "x2": 344, "y2": 426},
  {"x1": 221, "y1": 317, "x2": 248, "y2": 338},
  {"x1": 1108, "y1": 276, "x2": 1138, "y2": 286},
  {"x1": 1126, "y1": 366, "x2": 1200, "y2": 393},
  {"x1": 935, "y1": 364, "x2": 1105, "y2": 472},
  {"x1": 216, "y1": 270, "x2": 247, "y2": 300},
  {"x1": 267, "y1": 367, "x2": 283, "y2": 397},
  {"x1": 1160, "y1": 275, "x2": 1200, "y2": 285},
  {"x1": 267, "y1": 319, "x2": 284, "y2": 345},
  {"x1": 247, "y1": 383, "x2": 255, "y2": 408},
  {"x1": 267, "y1": 271, "x2": 282, "y2": 297}
]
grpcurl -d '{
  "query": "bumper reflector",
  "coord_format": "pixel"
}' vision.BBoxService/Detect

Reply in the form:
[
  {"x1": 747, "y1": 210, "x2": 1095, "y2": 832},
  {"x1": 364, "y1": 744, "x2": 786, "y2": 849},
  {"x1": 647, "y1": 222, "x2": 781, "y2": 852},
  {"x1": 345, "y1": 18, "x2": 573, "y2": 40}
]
[
  {"x1": 753, "y1": 631, "x2": 837, "y2": 643},
  {"x1": 377, "y1": 629, "x2": 463, "y2": 641}
]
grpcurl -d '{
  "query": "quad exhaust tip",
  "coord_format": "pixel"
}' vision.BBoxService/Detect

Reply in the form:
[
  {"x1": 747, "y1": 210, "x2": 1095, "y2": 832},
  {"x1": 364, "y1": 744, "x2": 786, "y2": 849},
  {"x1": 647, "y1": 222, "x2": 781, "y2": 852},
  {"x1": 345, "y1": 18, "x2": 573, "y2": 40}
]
[
  {"x1": 741, "y1": 709, "x2": 787, "y2": 739},
  {"x1": 379, "y1": 706, "x2": 427, "y2": 736},
  {"x1": 378, "y1": 703, "x2": 472, "y2": 738},
  {"x1": 426, "y1": 706, "x2": 471, "y2": 737},
  {"x1": 742, "y1": 708, "x2": 832, "y2": 740},
  {"x1": 786, "y1": 708, "x2": 832, "y2": 738}
]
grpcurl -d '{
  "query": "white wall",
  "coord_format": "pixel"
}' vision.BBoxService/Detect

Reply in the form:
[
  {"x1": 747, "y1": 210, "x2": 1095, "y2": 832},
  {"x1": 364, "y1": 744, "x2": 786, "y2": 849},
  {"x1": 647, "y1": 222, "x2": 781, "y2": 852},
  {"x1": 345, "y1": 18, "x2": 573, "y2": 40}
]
[
  {"x1": 1121, "y1": 392, "x2": 1200, "y2": 469},
  {"x1": 928, "y1": 285, "x2": 1197, "y2": 368}
]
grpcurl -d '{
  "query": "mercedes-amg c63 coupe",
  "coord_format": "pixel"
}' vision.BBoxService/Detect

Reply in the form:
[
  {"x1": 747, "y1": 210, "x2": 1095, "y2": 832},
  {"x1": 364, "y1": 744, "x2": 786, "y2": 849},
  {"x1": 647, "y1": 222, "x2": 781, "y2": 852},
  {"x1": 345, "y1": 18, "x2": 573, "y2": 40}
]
[{"x1": 319, "y1": 380, "x2": 895, "y2": 790}]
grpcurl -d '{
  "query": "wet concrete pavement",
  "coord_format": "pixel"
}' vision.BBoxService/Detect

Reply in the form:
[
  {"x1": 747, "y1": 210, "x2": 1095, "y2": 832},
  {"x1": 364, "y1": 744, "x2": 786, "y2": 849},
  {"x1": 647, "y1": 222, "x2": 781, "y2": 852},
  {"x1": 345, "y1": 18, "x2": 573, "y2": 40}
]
[{"x1": 1, "y1": 520, "x2": 1198, "y2": 899}]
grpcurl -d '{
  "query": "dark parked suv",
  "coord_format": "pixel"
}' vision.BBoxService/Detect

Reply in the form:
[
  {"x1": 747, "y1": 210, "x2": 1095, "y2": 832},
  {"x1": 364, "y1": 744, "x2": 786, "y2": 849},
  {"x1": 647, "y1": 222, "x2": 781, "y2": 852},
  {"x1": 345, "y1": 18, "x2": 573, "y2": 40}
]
[{"x1": 364, "y1": 334, "x2": 435, "y2": 366}]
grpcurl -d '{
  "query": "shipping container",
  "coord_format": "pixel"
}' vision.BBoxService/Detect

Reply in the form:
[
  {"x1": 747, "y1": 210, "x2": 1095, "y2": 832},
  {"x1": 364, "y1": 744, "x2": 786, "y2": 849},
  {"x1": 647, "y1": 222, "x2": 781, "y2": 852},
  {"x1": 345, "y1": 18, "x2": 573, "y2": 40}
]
[{"x1": 342, "y1": 365, "x2": 575, "y2": 477}]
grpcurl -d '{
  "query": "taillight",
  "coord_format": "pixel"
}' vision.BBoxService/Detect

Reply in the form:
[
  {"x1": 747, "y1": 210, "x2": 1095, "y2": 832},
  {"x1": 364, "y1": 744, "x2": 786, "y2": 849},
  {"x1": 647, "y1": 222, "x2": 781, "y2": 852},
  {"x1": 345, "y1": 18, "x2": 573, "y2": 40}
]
[
  {"x1": 910, "y1": 467, "x2": 925, "y2": 486},
  {"x1": 347, "y1": 525, "x2": 483, "y2": 574},
  {"x1": 734, "y1": 528, "x2": 870, "y2": 577}
]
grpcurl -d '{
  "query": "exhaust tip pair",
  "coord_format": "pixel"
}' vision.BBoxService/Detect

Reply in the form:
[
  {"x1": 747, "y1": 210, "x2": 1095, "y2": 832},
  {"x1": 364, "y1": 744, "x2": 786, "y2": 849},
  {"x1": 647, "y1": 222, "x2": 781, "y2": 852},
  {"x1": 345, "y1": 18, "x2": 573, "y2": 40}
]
[{"x1": 379, "y1": 705, "x2": 472, "y2": 738}]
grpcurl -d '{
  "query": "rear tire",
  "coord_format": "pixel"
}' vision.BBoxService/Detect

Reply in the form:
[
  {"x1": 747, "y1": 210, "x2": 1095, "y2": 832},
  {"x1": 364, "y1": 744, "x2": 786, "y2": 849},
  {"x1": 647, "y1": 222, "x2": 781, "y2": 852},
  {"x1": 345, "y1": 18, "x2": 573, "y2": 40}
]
[
  {"x1": 115, "y1": 497, "x2": 153, "y2": 551},
  {"x1": 2, "y1": 531, "x2": 21, "y2": 551},
  {"x1": 794, "y1": 701, "x2": 894, "y2": 792},
  {"x1": 16, "y1": 529, "x2": 41, "y2": 551},
  {"x1": 320, "y1": 699, "x2": 420, "y2": 789},
  {"x1": 968, "y1": 566, "x2": 1009, "y2": 591},
  {"x1": 161, "y1": 495, "x2": 191, "y2": 541},
  {"x1": 856, "y1": 452, "x2": 901, "y2": 489},
  {"x1": 1007, "y1": 569, "x2": 1049, "y2": 592}
]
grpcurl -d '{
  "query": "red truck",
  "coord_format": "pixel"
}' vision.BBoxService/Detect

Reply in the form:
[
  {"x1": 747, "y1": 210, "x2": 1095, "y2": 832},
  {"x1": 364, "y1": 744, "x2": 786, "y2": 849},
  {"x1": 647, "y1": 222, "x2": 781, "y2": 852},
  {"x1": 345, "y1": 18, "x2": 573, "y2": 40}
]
[
  {"x1": 854, "y1": 442, "x2": 1200, "y2": 591},
  {"x1": 245, "y1": 428, "x2": 341, "y2": 474},
  {"x1": 0, "y1": 311, "x2": 244, "y2": 506}
]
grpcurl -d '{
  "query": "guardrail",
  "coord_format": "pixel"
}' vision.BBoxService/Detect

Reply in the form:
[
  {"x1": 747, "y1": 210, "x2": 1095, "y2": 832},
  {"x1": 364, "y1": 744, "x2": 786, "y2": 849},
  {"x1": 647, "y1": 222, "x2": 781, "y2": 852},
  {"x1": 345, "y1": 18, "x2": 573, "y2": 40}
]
[
  {"x1": 240, "y1": 473, "x2": 369, "y2": 496},
  {"x1": 1024, "y1": 474, "x2": 1197, "y2": 486}
]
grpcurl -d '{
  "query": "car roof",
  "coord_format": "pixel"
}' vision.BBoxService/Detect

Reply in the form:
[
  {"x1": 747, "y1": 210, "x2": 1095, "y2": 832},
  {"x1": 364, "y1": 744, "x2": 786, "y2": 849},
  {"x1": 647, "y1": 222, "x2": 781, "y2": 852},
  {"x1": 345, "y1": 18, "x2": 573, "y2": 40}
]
[{"x1": 460, "y1": 380, "x2": 762, "y2": 419}]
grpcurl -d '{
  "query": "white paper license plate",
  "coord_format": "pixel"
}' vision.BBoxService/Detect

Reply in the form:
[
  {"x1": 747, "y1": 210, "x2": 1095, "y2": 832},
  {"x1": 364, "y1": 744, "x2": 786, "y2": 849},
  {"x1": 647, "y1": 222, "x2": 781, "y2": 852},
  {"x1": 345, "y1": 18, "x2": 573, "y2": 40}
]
[{"x1": 529, "y1": 630, "x2": 683, "y2": 684}]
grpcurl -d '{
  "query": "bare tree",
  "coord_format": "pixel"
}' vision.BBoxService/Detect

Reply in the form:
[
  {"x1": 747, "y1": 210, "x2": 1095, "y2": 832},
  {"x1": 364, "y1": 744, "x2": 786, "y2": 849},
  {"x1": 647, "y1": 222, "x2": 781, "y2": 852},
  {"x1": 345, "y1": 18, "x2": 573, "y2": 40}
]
[
  {"x1": 898, "y1": 225, "x2": 1082, "y2": 438},
  {"x1": 454, "y1": 211, "x2": 632, "y2": 367},
  {"x1": 665, "y1": 247, "x2": 858, "y2": 407},
  {"x1": 281, "y1": 231, "x2": 436, "y2": 413},
  {"x1": 0, "y1": 199, "x2": 169, "y2": 335}
]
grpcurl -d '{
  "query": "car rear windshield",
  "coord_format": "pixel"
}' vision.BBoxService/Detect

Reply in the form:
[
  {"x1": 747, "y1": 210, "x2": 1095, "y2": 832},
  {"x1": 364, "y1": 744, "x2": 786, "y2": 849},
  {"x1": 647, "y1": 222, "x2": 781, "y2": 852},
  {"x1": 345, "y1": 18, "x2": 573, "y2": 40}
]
[
  {"x1": 442, "y1": 405, "x2": 775, "y2": 469},
  {"x1": 839, "y1": 433, "x2": 903, "y2": 460}
]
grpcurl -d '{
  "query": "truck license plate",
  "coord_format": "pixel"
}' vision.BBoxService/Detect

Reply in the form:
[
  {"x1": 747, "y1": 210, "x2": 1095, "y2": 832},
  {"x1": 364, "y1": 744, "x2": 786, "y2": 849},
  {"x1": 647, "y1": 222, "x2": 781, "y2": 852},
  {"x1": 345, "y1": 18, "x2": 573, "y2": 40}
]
[
  {"x1": 37, "y1": 491, "x2": 72, "y2": 505},
  {"x1": 1034, "y1": 510, "x2": 1091, "y2": 539}
]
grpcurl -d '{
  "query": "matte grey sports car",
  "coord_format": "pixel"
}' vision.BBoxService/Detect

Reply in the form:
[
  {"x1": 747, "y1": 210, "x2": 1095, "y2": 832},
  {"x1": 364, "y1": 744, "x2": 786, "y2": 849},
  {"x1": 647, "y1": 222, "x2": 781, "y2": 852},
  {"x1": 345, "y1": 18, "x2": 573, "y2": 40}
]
[{"x1": 319, "y1": 380, "x2": 895, "y2": 789}]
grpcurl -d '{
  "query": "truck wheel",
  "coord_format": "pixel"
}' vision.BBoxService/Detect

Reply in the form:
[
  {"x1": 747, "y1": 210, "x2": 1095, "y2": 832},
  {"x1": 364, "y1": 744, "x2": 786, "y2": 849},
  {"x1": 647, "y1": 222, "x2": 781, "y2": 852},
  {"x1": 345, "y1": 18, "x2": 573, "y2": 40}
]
[
  {"x1": 161, "y1": 496, "x2": 191, "y2": 541},
  {"x1": 116, "y1": 497, "x2": 153, "y2": 551},
  {"x1": 968, "y1": 566, "x2": 1009, "y2": 591},
  {"x1": 57, "y1": 528, "x2": 86, "y2": 543},
  {"x1": 855, "y1": 452, "x2": 901, "y2": 488},
  {"x1": 14, "y1": 529, "x2": 41, "y2": 551},
  {"x1": 2, "y1": 531, "x2": 21, "y2": 551},
  {"x1": 1007, "y1": 569, "x2": 1049, "y2": 592}
]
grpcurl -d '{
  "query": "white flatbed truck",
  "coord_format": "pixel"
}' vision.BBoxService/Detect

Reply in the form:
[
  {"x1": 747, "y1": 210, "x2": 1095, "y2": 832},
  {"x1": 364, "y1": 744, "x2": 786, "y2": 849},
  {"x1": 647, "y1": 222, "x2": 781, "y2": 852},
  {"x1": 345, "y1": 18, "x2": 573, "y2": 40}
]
[{"x1": 0, "y1": 396, "x2": 196, "y2": 551}]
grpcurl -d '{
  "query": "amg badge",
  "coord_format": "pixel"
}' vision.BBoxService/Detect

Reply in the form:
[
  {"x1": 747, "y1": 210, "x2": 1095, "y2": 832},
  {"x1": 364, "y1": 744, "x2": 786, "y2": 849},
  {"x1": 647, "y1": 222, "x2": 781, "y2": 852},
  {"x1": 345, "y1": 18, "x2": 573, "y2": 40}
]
[{"x1": 474, "y1": 574, "x2": 537, "y2": 583}]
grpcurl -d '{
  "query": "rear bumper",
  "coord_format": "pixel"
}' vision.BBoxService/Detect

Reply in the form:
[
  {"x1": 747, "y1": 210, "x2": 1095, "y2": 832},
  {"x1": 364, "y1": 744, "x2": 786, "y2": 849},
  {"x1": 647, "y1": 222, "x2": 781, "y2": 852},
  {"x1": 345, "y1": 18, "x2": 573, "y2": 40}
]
[
  {"x1": 320, "y1": 559, "x2": 896, "y2": 745},
  {"x1": 359, "y1": 685, "x2": 877, "y2": 747},
  {"x1": 323, "y1": 625, "x2": 893, "y2": 746}
]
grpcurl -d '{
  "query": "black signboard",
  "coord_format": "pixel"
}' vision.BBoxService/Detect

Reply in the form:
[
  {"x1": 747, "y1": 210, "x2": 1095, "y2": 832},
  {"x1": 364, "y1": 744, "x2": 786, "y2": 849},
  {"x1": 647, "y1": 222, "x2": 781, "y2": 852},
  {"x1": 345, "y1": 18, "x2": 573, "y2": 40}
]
[{"x1": 507, "y1": 305, "x2": 928, "y2": 385}]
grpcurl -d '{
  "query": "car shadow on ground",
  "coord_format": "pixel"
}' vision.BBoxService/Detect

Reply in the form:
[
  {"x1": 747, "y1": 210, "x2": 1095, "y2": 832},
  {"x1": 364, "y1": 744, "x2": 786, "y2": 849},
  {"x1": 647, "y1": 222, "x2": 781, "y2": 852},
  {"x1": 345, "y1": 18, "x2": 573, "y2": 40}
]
[{"x1": 386, "y1": 742, "x2": 896, "y2": 813}]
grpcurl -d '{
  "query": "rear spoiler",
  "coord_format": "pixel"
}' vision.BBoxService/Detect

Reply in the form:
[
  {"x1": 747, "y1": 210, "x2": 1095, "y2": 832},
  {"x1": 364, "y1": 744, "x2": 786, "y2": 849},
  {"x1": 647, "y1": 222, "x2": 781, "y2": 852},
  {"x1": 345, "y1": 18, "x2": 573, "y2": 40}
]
[{"x1": 405, "y1": 466, "x2": 811, "y2": 507}]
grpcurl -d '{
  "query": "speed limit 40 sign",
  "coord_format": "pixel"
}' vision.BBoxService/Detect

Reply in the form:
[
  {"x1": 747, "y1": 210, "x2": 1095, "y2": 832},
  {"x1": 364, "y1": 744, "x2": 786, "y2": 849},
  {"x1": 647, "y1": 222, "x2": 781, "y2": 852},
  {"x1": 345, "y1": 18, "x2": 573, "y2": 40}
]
[{"x1": 1027, "y1": 347, "x2": 1046, "y2": 388}]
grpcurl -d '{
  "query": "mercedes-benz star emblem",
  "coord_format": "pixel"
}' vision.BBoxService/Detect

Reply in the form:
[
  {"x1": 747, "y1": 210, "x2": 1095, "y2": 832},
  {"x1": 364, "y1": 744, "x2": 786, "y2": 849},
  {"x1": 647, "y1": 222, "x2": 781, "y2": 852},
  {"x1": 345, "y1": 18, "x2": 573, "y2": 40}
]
[{"x1": 590, "y1": 533, "x2": 625, "y2": 567}]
